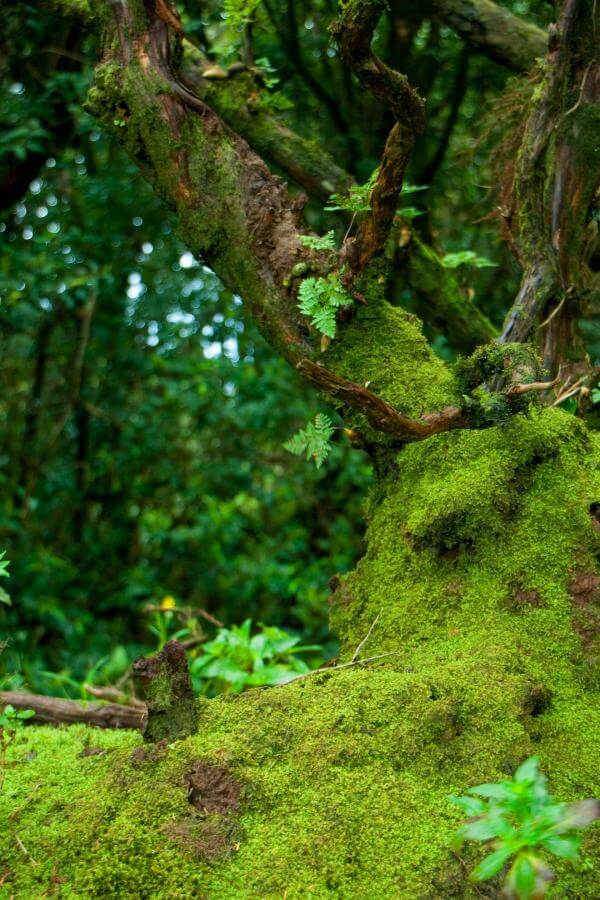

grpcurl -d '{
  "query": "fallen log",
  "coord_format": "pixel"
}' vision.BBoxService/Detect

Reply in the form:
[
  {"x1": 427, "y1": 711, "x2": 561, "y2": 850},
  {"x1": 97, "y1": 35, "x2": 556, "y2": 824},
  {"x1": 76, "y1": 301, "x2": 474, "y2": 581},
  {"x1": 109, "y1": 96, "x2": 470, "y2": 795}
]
[{"x1": 0, "y1": 690, "x2": 146, "y2": 730}]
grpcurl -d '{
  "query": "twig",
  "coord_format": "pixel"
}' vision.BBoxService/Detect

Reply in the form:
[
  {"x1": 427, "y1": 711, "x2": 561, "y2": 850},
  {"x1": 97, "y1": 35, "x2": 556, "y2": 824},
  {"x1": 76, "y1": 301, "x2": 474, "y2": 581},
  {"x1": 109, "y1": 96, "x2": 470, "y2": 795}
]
[
  {"x1": 351, "y1": 610, "x2": 381, "y2": 663},
  {"x1": 15, "y1": 834, "x2": 37, "y2": 866},
  {"x1": 564, "y1": 61, "x2": 593, "y2": 117},
  {"x1": 507, "y1": 378, "x2": 558, "y2": 397},
  {"x1": 538, "y1": 292, "x2": 568, "y2": 329},
  {"x1": 282, "y1": 650, "x2": 401, "y2": 686}
]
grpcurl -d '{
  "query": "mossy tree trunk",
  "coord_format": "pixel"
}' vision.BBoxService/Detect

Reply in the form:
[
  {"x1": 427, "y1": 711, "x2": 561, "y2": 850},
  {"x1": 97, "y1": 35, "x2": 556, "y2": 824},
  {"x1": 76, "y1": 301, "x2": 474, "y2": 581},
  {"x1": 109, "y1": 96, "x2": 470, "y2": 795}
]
[{"x1": 11, "y1": 0, "x2": 597, "y2": 894}]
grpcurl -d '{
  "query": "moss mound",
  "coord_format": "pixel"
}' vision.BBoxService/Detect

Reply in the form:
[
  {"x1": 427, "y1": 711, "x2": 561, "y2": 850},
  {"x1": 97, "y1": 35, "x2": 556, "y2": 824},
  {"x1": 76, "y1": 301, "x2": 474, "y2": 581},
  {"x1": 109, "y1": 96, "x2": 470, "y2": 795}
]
[{"x1": 2, "y1": 409, "x2": 599, "y2": 897}]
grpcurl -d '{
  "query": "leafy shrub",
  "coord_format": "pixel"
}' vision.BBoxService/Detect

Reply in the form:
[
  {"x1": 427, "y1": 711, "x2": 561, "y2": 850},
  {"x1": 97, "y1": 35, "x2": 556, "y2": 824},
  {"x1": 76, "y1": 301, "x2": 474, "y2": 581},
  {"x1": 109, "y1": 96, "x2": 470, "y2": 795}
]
[
  {"x1": 189, "y1": 619, "x2": 320, "y2": 696},
  {"x1": 451, "y1": 756, "x2": 599, "y2": 899}
]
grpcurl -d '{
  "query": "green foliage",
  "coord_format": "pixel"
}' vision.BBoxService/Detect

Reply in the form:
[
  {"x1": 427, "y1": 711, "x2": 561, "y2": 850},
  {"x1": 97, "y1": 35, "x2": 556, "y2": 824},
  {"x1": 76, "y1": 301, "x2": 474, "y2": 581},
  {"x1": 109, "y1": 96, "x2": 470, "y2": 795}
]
[
  {"x1": 189, "y1": 618, "x2": 319, "y2": 695},
  {"x1": 325, "y1": 169, "x2": 380, "y2": 213},
  {"x1": 223, "y1": 0, "x2": 262, "y2": 28},
  {"x1": 441, "y1": 250, "x2": 497, "y2": 269},
  {"x1": 297, "y1": 274, "x2": 353, "y2": 338},
  {"x1": 0, "y1": 704, "x2": 35, "y2": 729},
  {"x1": 299, "y1": 230, "x2": 337, "y2": 252},
  {"x1": 451, "y1": 757, "x2": 600, "y2": 898},
  {"x1": 254, "y1": 57, "x2": 279, "y2": 89},
  {"x1": 0, "y1": 552, "x2": 10, "y2": 607},
  {"x1": 284, "y1": 414, "x2": 334, "y2": 468}
]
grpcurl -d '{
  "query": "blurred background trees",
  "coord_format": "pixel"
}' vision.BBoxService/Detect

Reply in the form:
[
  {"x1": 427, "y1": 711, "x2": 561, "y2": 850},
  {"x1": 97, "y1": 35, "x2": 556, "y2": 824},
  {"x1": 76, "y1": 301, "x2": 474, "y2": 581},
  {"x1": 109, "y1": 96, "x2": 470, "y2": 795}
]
[{"x1": 0, "y1": 0, "x2": 596, "y2": 695}]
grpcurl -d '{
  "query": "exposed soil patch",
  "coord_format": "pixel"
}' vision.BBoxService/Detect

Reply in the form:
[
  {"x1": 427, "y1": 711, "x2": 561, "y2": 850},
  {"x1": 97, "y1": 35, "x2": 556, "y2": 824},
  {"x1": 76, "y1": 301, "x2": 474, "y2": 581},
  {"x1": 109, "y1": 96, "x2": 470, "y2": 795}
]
[
  {"x1": 184, "y1": 761, "x2": 242, "y2": 814},
  {"x1": 513, "y1": 588, "x2": 544, "y2": 609},
  {"x1": 568, "y1": 571, "x2": 600, "y2": 649},
  {"x1": 589, "y1": 503, "x2": 600, "y2": 533},
  {"x1": 165, "y1": 813, "x2": 243, "y2": 861},
  {"x1": 129, "y1": 738, "x2": 169, "y2": 767},
  {"x1": 166, "y1": 762, "x2": 244, "y2": 861}
]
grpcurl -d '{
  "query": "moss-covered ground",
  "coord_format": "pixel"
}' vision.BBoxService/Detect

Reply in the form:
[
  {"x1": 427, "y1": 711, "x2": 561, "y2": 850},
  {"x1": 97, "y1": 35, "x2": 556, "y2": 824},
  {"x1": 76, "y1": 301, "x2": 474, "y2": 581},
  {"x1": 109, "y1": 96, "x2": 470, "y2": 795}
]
[{"x1": 2, "y1": 409, "x2": 599, "y2": 898}]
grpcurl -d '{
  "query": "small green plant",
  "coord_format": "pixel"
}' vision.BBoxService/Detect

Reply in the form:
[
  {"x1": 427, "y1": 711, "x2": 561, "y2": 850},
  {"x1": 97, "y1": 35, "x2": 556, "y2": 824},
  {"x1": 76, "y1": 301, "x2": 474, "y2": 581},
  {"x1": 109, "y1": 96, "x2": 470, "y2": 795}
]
[
  {"x1": 189, "y1": 619, "x2": 320, "y2": 695},
  {"x1": 0, "y1": 704, "x2": 35, "y2": 730},
  {"x1": 223, "y1": 0, "x2": 262, "y2": 27},
  {"x1": 284, "y1": 413, "x2": 334, "y2": 468},
  {"x1": 441, "y1": 250, "x2": 497, "y2": 269},
  {"x1": 297, "y1": 273, "x2": 353, "y2": 338},
  {"x1": 0, "y1": 551, "x2": 10, "y2": 606},
  {"x1": 325, "y1": 175, "x2": 426, "y2": 214},
  {"x1": 299, "y1": 230, "x2": 337, "y2": 252},
  {"x1": 451, "y1": 756, "x2": 600, "y2": 899},
  {"x1": 254, "y1": 56, "x2": 279, "y2": 89}
]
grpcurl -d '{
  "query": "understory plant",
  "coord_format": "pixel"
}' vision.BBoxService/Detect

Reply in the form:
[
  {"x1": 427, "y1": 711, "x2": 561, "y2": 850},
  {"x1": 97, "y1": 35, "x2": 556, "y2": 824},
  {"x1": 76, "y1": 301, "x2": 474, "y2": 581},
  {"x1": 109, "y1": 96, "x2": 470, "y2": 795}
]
[
  {"x1": 188, "y1": 618, "x2": 320, "y2": 695},
  {"x1": 451, "y1": 757, "x2": 600, "y2": 898}
]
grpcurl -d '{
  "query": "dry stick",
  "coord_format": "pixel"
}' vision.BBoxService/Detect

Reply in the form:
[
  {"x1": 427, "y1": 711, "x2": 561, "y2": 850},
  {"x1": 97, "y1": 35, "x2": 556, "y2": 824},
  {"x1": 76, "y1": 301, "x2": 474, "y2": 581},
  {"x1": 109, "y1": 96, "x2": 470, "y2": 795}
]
[{"x1": 351, "y1": 610, "x2": 382, "y2": 663}]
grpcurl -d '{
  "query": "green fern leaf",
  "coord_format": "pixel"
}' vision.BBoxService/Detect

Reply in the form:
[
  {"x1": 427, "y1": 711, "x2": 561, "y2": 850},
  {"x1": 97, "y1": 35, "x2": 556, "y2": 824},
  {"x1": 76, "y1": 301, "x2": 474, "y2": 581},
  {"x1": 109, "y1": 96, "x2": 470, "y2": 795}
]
[
  {"x1": 299, "y1": 231, "x2": 337, "y2": 252},
  {"x1": 284, "y1": 414, "x2": 334, "y2": 468},
  {"x1": 297, "y1": 274, "x2": 352, "y2": 339}
]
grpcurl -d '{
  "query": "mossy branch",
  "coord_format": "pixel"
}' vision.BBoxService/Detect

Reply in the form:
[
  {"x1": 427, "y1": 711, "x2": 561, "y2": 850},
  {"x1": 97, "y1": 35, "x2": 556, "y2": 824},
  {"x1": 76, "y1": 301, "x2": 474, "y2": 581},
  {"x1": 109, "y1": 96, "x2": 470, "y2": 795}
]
[
  {"x1": 431, "y1": 0, "x2": 547, "y2": 73},
  {"x1": 331, "y1": 1, "x2": 425, "y2": 274}
]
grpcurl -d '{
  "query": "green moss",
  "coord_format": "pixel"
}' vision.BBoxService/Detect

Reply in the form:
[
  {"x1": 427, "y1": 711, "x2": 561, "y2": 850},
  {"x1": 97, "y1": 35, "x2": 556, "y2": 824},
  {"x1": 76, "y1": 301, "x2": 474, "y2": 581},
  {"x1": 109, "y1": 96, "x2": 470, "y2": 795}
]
[
  {"x1": 3, "y1": 412, "x2": 599, "y2": 898},
  {"x1": 322, "y1": 277, "x2": 458, "y2": 442}
]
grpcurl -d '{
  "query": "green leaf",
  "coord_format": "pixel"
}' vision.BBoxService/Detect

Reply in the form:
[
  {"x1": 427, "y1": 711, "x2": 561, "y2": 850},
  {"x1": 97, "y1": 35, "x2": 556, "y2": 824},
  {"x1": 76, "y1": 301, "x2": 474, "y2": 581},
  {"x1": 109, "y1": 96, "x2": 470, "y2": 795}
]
[
  {"x1": 441, "y1": 250, "x2": 497, "y2": 269},
  {"x1": 514, "y1": 756, "x2": 540, "y2": 783},
  {"x1": 471, "y1": 847, "x2": 512, "y2": 881},
  {"x1": 541, "y1": 834, "x2": 580, "y2": 861},
  {"x1": 511, "y1": 854, "x2": 537, "y2": 899},
  {"x1": 449, "y1": 795, "x2": 487, "y2": 817}
]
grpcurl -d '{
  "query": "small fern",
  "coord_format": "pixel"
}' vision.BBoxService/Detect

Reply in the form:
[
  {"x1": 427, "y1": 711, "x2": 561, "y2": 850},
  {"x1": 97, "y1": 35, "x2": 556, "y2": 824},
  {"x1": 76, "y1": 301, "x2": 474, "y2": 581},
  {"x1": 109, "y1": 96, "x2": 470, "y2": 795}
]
[
  {"x1": 223, "y1": 0, "x2": 262, "y2": 27},
  {"x1": 326, "y1": 177, "x2": 427, "y2": 215},
  {"x1": 284, "y1": 414, "x2": 334, "y2": 468},
  {"x1": 298, "y1": 273, "x2": 353, "y2": 339},
  {"x1": 325, "y1": 169, "x2": 379, "y2": 213},
  {"x1": 299, "y1": 231, "x2": 337, "y2": 252}
]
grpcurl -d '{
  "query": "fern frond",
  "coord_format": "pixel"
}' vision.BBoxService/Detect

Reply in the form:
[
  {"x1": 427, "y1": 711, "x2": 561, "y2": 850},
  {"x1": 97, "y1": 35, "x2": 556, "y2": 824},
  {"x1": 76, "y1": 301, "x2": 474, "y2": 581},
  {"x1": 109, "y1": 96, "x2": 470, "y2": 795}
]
[
  {"x1": 297, "y1": 273, "x2": 352, "y2": 339},
  {"x1": 325, "y1": 168, "x2": 380, "y2": 213},
  {"x1": 299, "y1": 231, "x2": 337, "y2": 252},
  {"x1": 284, "y1": 414, "x2": 334, "y2": 468}
]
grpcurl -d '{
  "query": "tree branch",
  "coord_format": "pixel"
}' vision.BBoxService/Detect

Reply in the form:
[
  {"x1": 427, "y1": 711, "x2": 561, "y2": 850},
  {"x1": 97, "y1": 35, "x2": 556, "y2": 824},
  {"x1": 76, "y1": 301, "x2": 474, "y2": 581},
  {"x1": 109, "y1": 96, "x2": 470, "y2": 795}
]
[
  {"x1": 86, "y1": 0, "x2": 315, "y2": 368},
  {"x1": 0, "y1": 690, "x2": 145, "y2": 730},
  {"x1": 297, "y1": 359, "x2": 467, "y2": 442},
  {"x1": 430, "y1": 0, "x2": 547, "y2": 72},
  {"x1": 332, "y1": 0, "x2": 426, "y2": 273},
  {"x1": 499, "y1": 0, "x2": 599, "y2": 383}
]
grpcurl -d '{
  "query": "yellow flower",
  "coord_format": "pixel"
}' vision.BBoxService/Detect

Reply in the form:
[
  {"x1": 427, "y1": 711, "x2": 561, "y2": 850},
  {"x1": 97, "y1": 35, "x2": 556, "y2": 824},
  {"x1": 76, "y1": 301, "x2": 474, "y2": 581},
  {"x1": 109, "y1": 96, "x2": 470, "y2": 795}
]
[{"x1": 160, "y1": 595, "x2": 177, "y2": 610}]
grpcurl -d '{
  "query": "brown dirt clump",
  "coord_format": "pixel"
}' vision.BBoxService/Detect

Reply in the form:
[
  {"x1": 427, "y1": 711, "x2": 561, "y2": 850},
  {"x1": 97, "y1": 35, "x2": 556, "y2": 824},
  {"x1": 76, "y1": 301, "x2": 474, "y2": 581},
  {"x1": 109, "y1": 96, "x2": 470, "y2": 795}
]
[
  {"x1": 568, "y1": 571, "x2": 600, "y2": 650},
  {"x1": 165, "y1": 762, "x2": 244, "y2": 861},
  {"x1": 184, "y1": 761, "x2": 242, "y2": 814}
]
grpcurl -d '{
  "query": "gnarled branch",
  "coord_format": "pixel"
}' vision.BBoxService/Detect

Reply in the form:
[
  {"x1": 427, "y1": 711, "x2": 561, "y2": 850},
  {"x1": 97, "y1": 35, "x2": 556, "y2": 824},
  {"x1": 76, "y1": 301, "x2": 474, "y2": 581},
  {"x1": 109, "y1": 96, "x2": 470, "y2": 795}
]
[
  {"x1": 430, "y1": 0, "x2": 547, "y2": 73},
  {"x1": 298, "y1": 359, "x2": 467, "y2": 442},
  {"x1": 332, "y1": 1, "x2": 426, "y2": 273}
]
